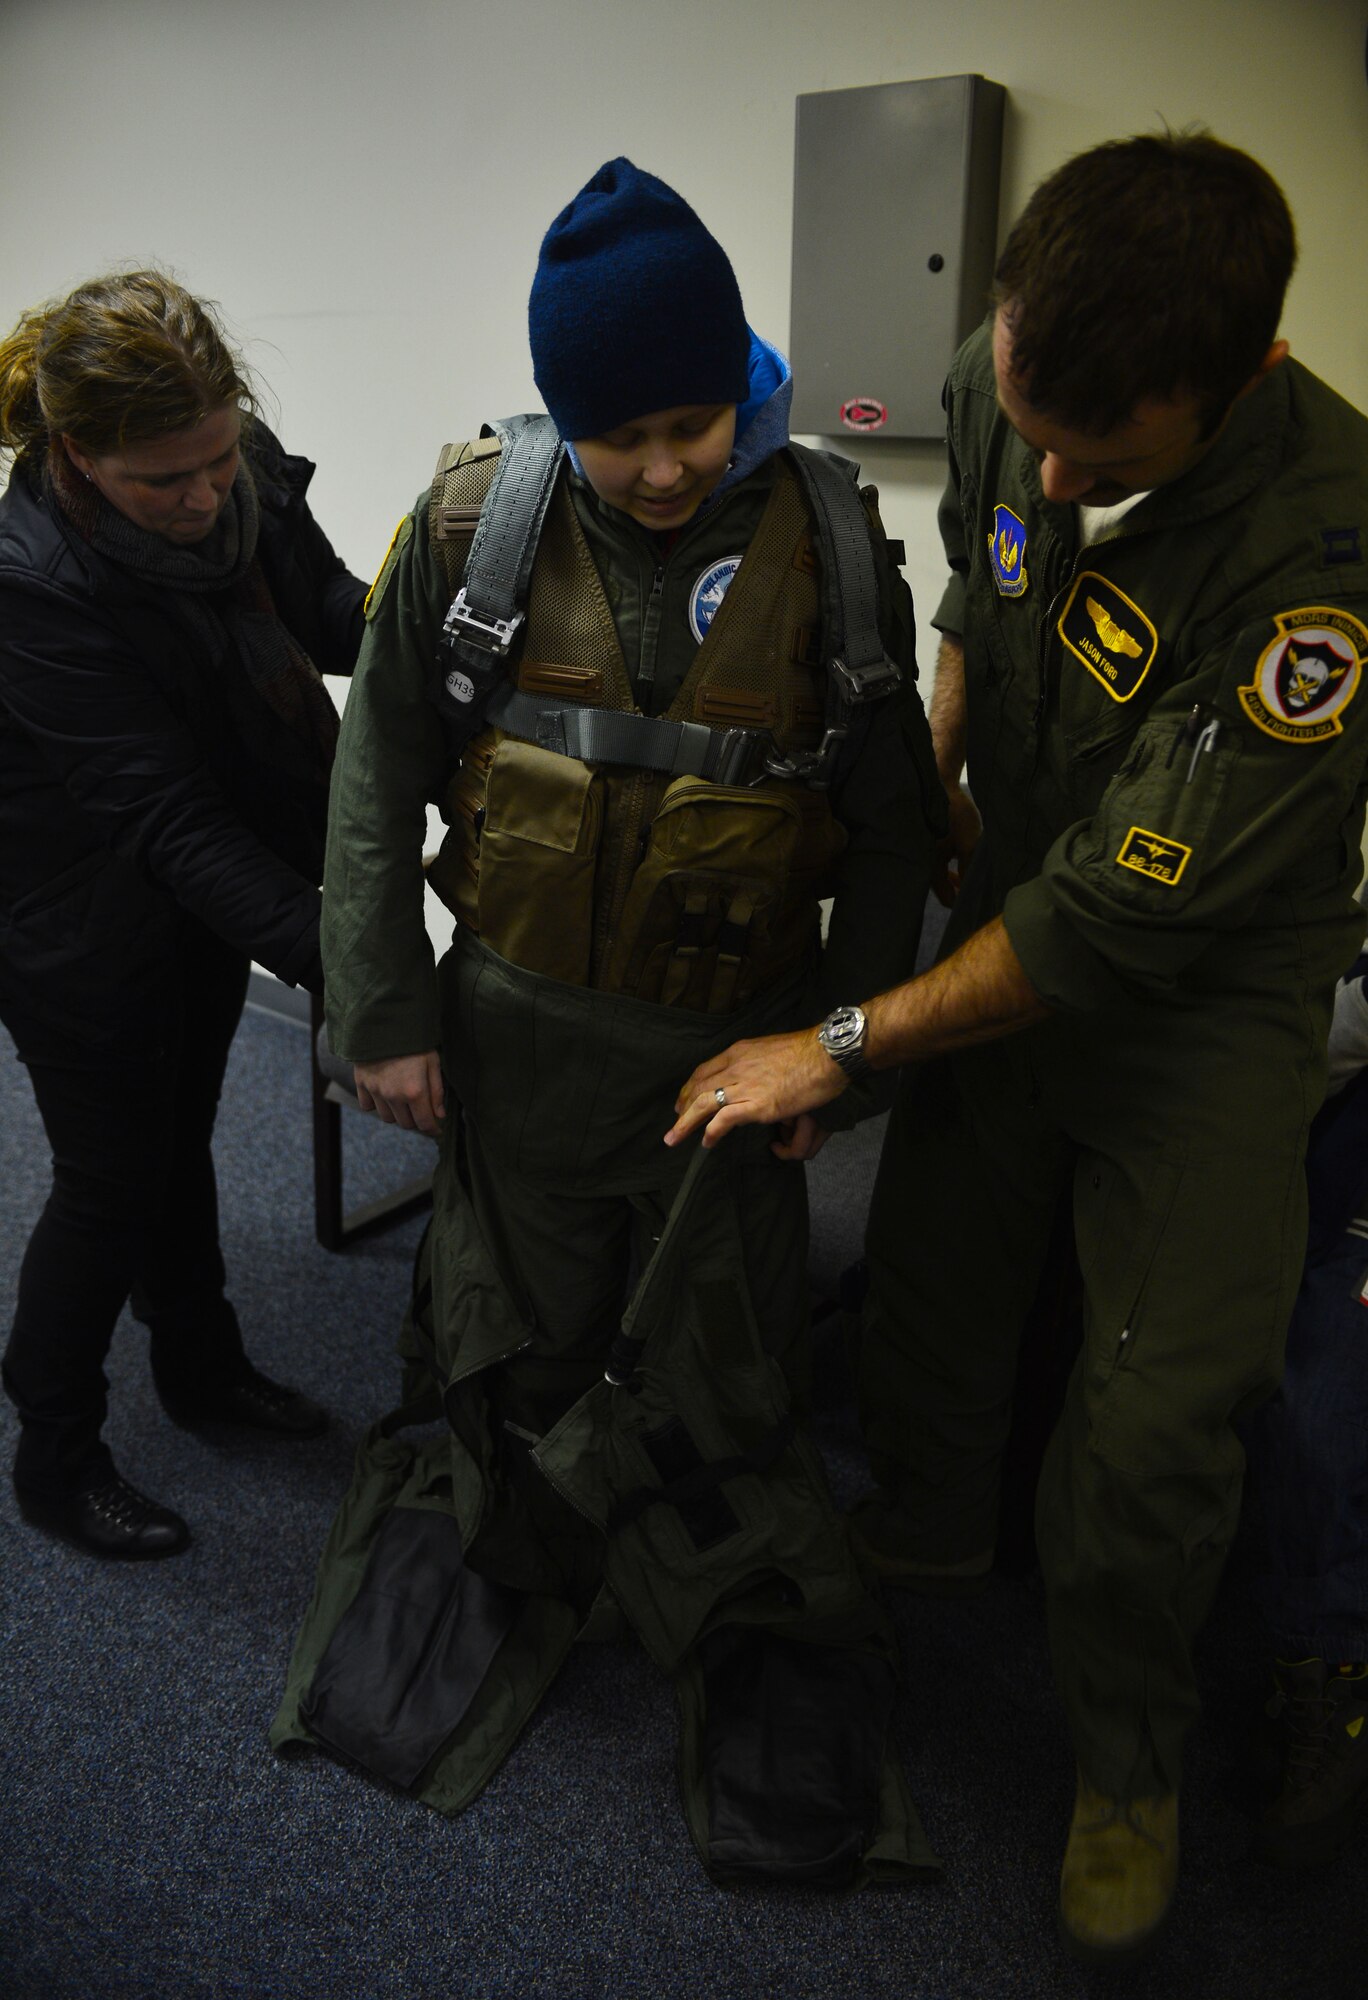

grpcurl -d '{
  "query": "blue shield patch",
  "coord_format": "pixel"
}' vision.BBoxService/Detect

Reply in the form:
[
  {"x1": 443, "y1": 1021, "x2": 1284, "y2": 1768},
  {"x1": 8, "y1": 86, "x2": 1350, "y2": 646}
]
[
  {"x1": 689, "y1": 556, "x2": 745, "y2": 642},
  {"x1": 988, "y1": 505, "x2": 1029, "y2": 599}
]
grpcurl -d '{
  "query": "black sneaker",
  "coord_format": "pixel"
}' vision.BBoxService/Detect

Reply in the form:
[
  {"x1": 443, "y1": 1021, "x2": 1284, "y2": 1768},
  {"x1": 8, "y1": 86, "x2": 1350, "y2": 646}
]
[
  {"x1": 160, "y1": 1362, "x2": 328, "y2": 1438},
  {"x1": 1254, "y1": 1657, "x2": 1368, "y2": 1868},
  {"x1": 18, "y1": 1472, "x2": 191, "y2": 1560}
]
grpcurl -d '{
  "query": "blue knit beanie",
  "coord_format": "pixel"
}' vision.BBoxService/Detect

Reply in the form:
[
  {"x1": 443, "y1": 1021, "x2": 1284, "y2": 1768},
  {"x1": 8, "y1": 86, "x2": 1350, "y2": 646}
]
[{"x1": 529, "y1": 158, "x2": 751, "y2": 440}]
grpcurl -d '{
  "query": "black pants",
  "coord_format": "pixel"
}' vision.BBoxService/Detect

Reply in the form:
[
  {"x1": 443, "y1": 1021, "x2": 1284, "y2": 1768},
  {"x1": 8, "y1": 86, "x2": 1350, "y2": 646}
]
[{"x1": 2, "y1": 920, "x2": 251, "y2": 1498}]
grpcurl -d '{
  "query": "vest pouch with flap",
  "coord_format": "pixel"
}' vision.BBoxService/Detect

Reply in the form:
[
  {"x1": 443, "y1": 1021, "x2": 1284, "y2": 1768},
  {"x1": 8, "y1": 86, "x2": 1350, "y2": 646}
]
[
  {"x1": 428, "y1": 734, "x2": 497, "y2": 930},
  {"x1": 604, "y1": 777, "x2": 844, "y2": 1011},
  {"x1": 475, "y1": 739, "x2": 603, "y2": 986}
]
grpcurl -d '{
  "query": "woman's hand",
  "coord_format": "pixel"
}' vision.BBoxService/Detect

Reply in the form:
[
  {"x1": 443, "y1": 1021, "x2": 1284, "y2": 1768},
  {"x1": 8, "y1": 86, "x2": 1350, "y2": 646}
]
[{"x1": 353, "y1": 1050, "x2": 445, "y2": 1137}]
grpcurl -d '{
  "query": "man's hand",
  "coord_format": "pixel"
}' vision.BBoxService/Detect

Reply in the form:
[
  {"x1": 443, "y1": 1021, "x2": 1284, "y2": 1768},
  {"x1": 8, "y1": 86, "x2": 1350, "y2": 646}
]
[
  {"x1": 932, "y1": 780, "x2": 983, "y2": 906},
  {"x1": 665, "y1": 917, "x2": 1050, "y2": 1152},
  {"x1": 665, "y1": 1030, "x2": 845, "y2": 1150},
  {"x1": 353, "y1": 1050, "x2": 445, "y2": 1137}
]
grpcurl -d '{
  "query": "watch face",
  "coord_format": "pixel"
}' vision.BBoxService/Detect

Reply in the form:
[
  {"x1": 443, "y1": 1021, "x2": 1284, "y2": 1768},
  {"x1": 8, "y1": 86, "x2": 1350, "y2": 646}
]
[{"x1": 822, "y1": 1005, "x2": 865, "y2": 1053}]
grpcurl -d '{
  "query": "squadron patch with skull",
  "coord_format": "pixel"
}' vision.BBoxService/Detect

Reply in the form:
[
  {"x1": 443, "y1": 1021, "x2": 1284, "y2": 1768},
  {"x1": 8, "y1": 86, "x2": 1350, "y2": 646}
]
[{"x1": 1237, "y1": 608, "x2": 1368, "y2": 743}]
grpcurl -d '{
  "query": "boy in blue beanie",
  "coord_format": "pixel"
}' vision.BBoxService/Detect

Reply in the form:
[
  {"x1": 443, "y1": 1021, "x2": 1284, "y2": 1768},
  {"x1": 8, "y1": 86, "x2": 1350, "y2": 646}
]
[{"x1": 278, "y1": 159, "x2": 941, "y2": 1887}]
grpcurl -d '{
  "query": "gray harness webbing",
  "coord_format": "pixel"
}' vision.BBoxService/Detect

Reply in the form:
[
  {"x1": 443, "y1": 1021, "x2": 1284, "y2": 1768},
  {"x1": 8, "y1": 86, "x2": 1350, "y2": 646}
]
[
  {"x1": 484, "y1": 682, "x2": 763, "y2": 784},
  {"x1": 436, "y1": 417, "x2": 564, "y2": 735},
  {"x1": 435, "y1": 417, "x2": 901, "y2": 787},
  {"x1": 779, "y1": 447, "x2": 902, "y2": 784}
]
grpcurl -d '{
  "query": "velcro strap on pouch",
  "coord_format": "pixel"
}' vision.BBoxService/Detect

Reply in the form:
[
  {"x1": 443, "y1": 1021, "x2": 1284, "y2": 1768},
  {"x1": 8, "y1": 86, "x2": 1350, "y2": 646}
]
[{"x1": 606, "y1": 1415, "x2": 798, "y2": 1542}]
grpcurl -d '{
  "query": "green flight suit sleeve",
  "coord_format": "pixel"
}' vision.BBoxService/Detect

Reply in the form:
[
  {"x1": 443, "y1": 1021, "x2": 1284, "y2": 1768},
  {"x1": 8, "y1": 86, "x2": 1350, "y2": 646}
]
[
  {"x1": 321, "y1": 492, "x2": 454, "y2": 1062},
  {"x1": 817, "y1": 535, "x2": 945, "y2": 1124},
  {"x1": 1004, "y1": 596, "x2": 1368, "y2": 1010},
  {"x1": 931, "y1": 426, "x2": 969, "y2": 638}
]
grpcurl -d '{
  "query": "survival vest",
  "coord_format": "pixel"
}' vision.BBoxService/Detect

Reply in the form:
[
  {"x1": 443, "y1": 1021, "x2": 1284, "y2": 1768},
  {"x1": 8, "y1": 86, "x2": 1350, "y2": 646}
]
[{"x1": 422, "y1": 417, "x2": 905, "y2": 1015}]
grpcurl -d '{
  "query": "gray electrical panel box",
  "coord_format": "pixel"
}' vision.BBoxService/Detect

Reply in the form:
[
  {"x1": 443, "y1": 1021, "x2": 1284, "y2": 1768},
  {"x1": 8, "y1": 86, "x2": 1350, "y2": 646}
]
[{"x1": 789, "y1": 74, "x2": 1005, "y2": 441}]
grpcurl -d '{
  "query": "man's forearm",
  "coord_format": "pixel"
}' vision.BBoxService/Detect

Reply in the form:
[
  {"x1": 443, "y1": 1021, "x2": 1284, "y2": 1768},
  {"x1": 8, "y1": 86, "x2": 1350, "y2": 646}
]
[
  {"x1": 928, "y1": 632, "x2": 968, "y2": 786},
  {"x1": 863, "y1": 913, "x2": 1049, "y2": 1068},
  {"x1": 926, "y1": 630, "x2": 982, "y2": 906}
]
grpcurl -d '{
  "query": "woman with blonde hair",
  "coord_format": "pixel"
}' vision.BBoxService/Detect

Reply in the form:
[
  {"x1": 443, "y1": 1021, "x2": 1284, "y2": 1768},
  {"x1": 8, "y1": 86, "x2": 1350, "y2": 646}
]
[{"x1": 0, "y1": 271, "x2": 365, "y2": 1559}]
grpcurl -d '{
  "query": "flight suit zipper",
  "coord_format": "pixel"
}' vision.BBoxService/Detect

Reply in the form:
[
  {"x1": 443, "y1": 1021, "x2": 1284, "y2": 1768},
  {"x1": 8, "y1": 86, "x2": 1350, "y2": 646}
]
[
  {"x1": 531, "y1": 1443, "x2": 607, "y2": 1529},
  {"x1": 593, "y1": 536, "x2": 692, "y2": 973},
  {"x1": 636, "y1": 565, "x2": 666, "y2": 690}
]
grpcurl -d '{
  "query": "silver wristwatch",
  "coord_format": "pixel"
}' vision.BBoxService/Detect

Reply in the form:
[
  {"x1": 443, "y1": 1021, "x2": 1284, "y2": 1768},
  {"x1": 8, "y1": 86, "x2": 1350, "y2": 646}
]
[{"x1": 817, "y1": 1003, "x2": 872, "y2": 1083}]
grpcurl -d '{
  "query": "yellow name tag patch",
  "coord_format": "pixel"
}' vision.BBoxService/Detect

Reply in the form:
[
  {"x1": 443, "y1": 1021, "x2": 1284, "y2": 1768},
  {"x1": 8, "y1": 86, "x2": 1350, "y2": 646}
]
[
  {"x1": 1058, "y1": 574, "x2": 1158, "y2": 702},
  {"x1": 1116, "y1": 826, "x2": 1192, "y2": 886}
]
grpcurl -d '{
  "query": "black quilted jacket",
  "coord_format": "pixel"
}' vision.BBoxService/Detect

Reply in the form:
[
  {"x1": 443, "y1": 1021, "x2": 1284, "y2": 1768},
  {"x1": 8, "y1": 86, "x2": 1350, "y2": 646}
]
[{"x1": 0, "y1": 429, "x2": 364, "y2": 1027}]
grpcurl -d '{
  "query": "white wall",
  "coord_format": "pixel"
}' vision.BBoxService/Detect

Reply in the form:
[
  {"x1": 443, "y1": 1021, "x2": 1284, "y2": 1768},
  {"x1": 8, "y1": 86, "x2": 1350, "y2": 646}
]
[{"x1": 5, "y1": 0, "x2": 1366, "y2": 676}]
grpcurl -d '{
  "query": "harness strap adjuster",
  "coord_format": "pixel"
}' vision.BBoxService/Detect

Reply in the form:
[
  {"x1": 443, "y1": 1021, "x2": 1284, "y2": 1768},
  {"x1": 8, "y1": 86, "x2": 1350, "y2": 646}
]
[
  {"x1": 830, "y1": 653, "x2": 902, "y2": 705},
  {"x1": 440, "y1": 588, "x2": 525, "y2": 659},
  {"x1": 682, "y1": 723, "x2": 760, "y2": 785}
]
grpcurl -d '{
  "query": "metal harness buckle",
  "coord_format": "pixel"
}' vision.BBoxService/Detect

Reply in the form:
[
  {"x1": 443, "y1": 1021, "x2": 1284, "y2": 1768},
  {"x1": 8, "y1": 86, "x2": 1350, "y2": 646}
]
[
  {"x1": 440, "y1": 587, "x2": 525, "y2": 657},
  {"x1": 830, "y1": 653, "x2": 902, "y2": 704},
  {"x1": 707, "y1": 728, "x2": 766, "y2": 786},
  {"x1": 762, "y1": 727, "x2": 848, "y2": 790}
]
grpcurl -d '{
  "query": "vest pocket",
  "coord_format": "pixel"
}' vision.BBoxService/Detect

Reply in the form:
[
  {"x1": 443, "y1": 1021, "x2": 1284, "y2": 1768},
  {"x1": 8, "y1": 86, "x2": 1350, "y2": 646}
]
[
  {"x1": 429, "y1": 734, "x2": 497, "y2": 929},
  {"x1": 474, "y1": 739, "x2": 603, "y2": 985},
  {"x1": 603, "y1": 778, "x2": 842, "y2": 1011}
]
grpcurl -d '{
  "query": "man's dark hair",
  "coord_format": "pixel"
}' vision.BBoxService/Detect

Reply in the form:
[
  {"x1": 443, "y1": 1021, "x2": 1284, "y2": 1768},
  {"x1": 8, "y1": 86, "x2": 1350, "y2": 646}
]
[{"x1": 993, "y1": 132, "x2": 1296, "y2": 435}]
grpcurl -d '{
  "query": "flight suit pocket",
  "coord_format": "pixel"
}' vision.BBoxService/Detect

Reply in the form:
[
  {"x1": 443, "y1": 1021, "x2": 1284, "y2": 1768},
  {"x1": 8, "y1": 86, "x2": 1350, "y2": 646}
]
[
  {"x1": 476, "y1": 739, "x2": 602, "y2": 985},
  {"x1": 1077, "y1": 1153, "x2": 1185, "y2": 1399},
  {"x1": 1078, "y1": 1149, "x2": 1262, "y2": 1477},
  {"x1": 1080, "y1": 726, "x2": 1241, "y2": 914}
]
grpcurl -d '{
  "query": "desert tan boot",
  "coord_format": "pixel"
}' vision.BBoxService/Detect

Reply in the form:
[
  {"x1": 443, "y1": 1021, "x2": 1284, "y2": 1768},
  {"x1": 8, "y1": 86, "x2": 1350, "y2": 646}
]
[{"x1": 1058, "y1": 1774, "x2": 1178, "y2": 1965}]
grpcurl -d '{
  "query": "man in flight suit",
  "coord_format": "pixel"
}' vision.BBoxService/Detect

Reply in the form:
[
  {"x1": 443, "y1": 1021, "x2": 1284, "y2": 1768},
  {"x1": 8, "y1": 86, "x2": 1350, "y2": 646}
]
[{"x1": 669, "y1": 132, "x2": 1368, "y2": 1962}]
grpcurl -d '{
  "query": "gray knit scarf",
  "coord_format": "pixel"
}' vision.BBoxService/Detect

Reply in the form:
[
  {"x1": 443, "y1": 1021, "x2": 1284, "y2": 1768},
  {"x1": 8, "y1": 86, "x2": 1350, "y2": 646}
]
[{"x1": 45, "y1": 447, "x2": 339, "y2": 777}]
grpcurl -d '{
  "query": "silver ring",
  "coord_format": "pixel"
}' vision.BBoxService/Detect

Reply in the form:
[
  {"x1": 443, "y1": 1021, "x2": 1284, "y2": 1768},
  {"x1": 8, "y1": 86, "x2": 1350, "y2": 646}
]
[{"x1": 714, "y1": 1086, "x2": 728, "y2": 1108}]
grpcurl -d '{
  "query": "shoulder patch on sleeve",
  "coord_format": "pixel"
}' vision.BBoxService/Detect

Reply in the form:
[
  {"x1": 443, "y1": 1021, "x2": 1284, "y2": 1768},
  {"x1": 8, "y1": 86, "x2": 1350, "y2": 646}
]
[
  {"x1": 1237, "y1": 607, "x2": 1368, "y2": 743},
  {"x1": 363, "y1": 513, "x2": 414, "y2": 621},
  {"x1": 988, "y1": 504, "x2": 1029, "y2": 598},
  {"x1": 1116, "y1": 826, "x2": 1192, "y2": 886}
]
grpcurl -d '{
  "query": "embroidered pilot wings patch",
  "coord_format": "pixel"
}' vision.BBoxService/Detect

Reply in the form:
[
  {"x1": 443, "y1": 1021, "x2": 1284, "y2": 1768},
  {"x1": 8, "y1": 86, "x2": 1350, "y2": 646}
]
[
  {"x1": 1238, "y1": 608, "x2": 1368, "y2": 743},
  {"x1": 1058, "y1": 574, "x2": 1157, "y2": 702}
]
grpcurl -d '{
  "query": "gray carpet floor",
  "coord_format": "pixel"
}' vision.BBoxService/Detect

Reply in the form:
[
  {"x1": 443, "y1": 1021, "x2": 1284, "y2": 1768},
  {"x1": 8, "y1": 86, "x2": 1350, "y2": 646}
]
[{"x1": 0, "y1": 997, "x2": 1362, "y2": 1999}]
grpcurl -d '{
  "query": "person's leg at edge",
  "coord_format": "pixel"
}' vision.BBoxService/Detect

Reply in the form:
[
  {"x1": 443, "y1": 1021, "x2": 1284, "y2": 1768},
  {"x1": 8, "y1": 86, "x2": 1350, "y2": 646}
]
[{"x1": 1242, "y1": 1228, "x2": 1368, "y2": 1867}]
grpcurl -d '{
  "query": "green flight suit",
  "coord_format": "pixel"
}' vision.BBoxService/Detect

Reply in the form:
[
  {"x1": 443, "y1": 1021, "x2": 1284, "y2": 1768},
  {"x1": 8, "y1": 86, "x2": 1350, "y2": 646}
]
[
  {"x1": 862, "y1": 325, "x2": 1368, "y2": 1799},
  {"x1": 275, "y1": 439, "x2": 942, "y2": 1882}
]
